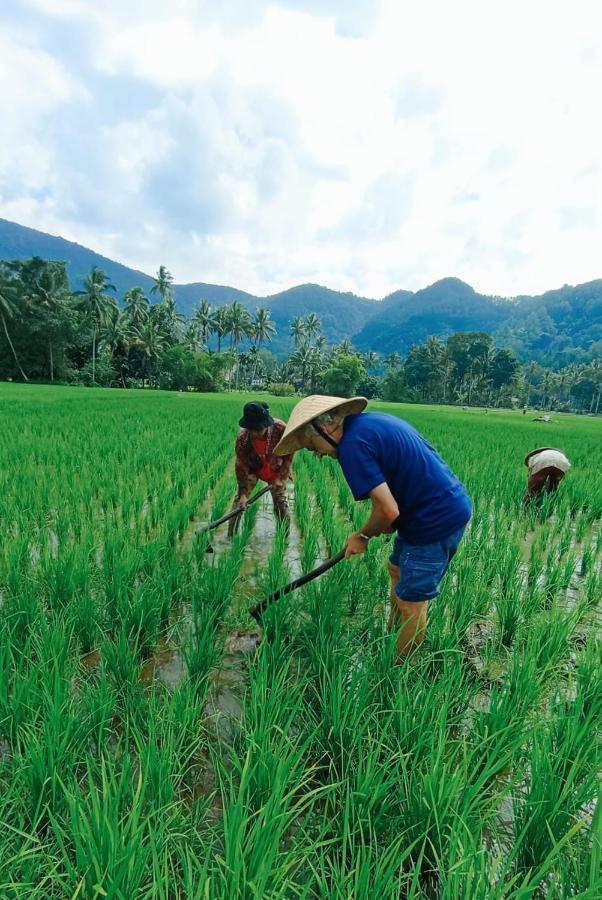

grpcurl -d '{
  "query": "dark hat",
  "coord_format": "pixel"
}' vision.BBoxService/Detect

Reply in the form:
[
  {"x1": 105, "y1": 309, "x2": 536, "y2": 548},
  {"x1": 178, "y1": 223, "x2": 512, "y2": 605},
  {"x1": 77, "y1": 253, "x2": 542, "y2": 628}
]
[{"x1": 239, "y1": 401, "x2": 274, "y2": 430}]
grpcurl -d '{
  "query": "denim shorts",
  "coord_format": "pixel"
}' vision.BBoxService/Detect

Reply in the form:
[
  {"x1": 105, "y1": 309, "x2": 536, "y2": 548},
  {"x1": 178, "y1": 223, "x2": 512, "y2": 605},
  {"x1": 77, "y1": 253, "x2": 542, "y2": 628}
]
[{"x1": 389, "y1": 525, "x2": 467, "y2": 601}]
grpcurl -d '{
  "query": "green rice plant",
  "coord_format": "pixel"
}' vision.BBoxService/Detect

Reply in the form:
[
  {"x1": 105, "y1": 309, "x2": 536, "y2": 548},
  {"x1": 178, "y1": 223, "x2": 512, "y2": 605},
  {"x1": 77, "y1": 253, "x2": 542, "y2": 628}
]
[
  {"x1": 49, "y1": 754, "x2": 157, "y2": 898},
  {"x1": 513, "y1": 723, "x2": 599, "y2": 878}
]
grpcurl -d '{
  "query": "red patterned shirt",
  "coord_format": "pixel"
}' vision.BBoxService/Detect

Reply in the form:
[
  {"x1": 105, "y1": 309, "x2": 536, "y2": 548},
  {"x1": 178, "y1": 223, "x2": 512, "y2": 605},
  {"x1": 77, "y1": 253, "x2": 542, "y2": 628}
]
[{"x1": 234, "y1": 419, "x2": 293, "y2": 492}]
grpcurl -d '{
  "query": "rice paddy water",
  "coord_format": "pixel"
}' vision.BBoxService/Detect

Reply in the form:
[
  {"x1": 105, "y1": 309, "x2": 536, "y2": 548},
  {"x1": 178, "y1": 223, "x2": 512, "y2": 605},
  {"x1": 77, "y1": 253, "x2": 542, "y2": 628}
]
[{"x1": 0, "y1": 383, "x2": 600, "y2": 898}]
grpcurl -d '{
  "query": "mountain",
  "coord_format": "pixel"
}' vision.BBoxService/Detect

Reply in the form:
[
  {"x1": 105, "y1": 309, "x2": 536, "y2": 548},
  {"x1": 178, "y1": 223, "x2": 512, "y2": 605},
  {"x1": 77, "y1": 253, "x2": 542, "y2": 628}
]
[
  {"x1": 0, "y1": 217, "x2": 157, "y2": 298},
  {"x1": 1, "y1": 218, "x2": 600, "y2": 364},
  {"x1": 354, "y1": 278, "x2": 507, "y2": 356}
]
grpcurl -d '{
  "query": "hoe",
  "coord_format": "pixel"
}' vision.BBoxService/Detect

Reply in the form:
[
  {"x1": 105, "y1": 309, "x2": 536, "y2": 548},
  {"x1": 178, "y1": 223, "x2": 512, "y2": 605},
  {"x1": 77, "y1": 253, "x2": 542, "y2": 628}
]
[{"x1": 196, "y1": 484, "x2": 270, "y2": 551}]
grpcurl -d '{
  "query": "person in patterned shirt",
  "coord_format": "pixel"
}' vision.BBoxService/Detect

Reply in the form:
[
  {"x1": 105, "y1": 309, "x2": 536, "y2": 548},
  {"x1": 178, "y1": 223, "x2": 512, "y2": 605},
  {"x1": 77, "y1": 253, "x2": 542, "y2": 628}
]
[{"x1": 228, "y1": 401, "x2": 294, "y2": 537}]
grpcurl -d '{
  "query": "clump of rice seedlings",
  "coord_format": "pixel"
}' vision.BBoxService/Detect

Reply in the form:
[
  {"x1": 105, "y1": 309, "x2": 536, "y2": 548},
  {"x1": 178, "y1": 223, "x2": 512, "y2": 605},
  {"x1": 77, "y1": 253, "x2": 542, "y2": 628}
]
[
  {"x1": 182, "y1": 608, "x2": 223, "y2": 697},
  {"x1": 49, "y1": 753, "x2": 157, "y2": 897},
  {"x1": 513, "y1": 721, "x2": 599, "y2": 883}
]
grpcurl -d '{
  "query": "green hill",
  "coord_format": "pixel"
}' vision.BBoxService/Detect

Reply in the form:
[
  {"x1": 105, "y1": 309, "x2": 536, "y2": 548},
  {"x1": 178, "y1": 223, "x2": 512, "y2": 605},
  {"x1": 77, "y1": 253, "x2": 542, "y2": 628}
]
[{"x1": 1, "y1": 218, "x2": 600, "y2": 364}]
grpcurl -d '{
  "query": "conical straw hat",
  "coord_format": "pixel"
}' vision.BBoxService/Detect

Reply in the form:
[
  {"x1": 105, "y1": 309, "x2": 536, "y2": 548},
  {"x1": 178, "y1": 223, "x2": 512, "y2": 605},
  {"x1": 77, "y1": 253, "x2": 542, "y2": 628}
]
[{"x1": 274, "y1": 394, "x2": 368, "y2": 456}]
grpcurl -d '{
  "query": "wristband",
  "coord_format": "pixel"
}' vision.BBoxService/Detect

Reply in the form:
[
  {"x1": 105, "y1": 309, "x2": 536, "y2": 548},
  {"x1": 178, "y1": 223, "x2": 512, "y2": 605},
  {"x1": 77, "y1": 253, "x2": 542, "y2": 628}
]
[{"x1": 359, "y1": 533, "x2": 371, "y2": 542}]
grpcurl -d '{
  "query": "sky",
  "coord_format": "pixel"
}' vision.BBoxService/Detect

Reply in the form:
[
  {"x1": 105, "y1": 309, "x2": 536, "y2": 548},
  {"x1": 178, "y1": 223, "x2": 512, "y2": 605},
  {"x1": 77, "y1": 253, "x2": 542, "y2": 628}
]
[{"x1": 1, "y1": 0, "x2": 602, "y2": 298}]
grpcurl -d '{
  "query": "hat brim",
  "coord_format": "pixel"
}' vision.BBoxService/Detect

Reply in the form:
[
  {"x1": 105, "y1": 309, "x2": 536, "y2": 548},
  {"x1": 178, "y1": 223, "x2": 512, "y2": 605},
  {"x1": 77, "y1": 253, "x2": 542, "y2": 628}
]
[
  {"x1": 274, "y1": 395, "x2": 368, "y2": 456},
  {"x1": 239, "y1": 414, "x2": 275, "y2": 429}
]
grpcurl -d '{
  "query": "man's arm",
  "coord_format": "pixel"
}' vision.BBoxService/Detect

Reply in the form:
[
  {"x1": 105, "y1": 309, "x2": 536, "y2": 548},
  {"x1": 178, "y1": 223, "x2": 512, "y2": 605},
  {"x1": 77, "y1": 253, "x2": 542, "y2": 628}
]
[{"x1": 345, "y1": 482, "x2": 399, "y2": 558}]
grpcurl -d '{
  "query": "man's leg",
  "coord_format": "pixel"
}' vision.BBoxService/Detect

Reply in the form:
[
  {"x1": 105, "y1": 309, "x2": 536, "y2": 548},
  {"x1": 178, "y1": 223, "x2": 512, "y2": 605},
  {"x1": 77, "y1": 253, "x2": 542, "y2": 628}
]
[
  {"x1": 228, "y1": 475, "x2": 258, "y2": 537},
  {"x1": 270, "y1": 480, "x2": 290, "y2": 531},
  {"x1": 387, "y1": 559, "x2": 428, "y2": 658}
]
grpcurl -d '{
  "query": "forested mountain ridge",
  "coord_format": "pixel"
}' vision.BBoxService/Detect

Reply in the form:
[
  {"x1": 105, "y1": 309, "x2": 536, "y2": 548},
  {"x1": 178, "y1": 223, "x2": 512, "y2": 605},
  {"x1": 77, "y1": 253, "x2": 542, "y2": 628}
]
[{"x1": 1, "y1": 217, "x2": 600, "y2": 365}]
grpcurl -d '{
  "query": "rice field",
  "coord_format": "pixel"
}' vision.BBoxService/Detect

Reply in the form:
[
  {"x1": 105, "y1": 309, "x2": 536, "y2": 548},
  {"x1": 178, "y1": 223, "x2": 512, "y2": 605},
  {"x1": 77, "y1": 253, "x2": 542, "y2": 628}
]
[{"x1": 0, "y1": 383, "x2": 600, "y2": 899}]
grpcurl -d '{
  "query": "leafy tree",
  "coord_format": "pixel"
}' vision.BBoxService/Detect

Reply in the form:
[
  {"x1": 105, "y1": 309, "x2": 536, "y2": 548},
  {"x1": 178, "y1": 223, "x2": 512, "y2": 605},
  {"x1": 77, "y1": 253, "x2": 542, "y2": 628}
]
[
  {"x1": 322, "y1": 354, "x2": 366, "y2": 396},
  {"x1": 489, "y1": 348, "x2": 519, "y2": 390}
]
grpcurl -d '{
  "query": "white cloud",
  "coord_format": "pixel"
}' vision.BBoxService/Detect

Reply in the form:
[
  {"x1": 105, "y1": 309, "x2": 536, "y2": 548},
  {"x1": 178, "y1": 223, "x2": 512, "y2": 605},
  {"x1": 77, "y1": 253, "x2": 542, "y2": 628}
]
[{"x1": 1, "y1": 0, "x2": 602, "y2": 297}]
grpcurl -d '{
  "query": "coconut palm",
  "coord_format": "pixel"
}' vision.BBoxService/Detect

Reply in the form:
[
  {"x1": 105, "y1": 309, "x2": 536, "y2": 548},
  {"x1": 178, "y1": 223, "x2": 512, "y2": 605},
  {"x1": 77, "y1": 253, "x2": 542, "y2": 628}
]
[
  {"x1": 25, "y1": 259, "x2": 69, "y2": 381},
  {"x1": 290, "y1": 316, "x2": 306, "y2": 348},
  {"x1": 335, "y1": 338, "x2": 355, "y2": 357},
  {"x1": 151, "y1": 265, "x2": 174, "y2": 304},
  {"x1": 252, "y1": 307, "x2": 276, "y2": 350},
  {"x1": 224, "y1": 301, "x2": 252, "y2": 389},
  {"x1": 364, "y1": 350, "x2": 380, "y2": 373},
  {"x1": 250, "y1": 306, "x2": 276, "y2": 383},
  {"x1": 212, "y1": 306, "x2": 228, "y2": 353},
  {"x1": 123, "y1": 287, "x2": 150, "y2": 330},
  {"x1": 74, "y1": 267, "x2": 118, "y2": 385},
  {"x1": 386, "y1": 352, "x2": 402, "y2": 372},
  {"x1": 0, "y1": 263, "x2": 28, "y2": 381},
  {"x1": 192, "y1": 298, "x2": 214, "y2": 347},
  {"x1": 304, "y1": 312, "x2": 321, "y2": 344},
  {"x1": 134, "y1": 319, "x2": 168, "y2": 386}
]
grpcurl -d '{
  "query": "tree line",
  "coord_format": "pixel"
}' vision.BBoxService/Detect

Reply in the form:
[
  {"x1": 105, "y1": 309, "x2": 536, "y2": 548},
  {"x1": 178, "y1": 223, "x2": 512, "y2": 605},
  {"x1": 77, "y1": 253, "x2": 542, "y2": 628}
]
[{"x1": 0, "y1": 257, "x2": 600, "y2": 412}]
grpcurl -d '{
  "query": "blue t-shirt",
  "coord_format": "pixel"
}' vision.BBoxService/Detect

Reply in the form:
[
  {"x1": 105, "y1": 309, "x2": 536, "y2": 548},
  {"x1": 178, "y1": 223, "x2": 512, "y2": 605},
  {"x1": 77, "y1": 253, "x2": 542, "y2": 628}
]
[{"x1": 337, "y1": 413, "x2": 472, "y2": 544}]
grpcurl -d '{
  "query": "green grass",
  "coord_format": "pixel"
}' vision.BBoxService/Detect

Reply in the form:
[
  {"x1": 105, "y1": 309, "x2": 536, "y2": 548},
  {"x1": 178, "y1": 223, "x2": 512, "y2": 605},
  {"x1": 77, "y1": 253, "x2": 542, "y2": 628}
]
[{"x1": 0, "y1": 382, "x2": 600, "y2": 897}]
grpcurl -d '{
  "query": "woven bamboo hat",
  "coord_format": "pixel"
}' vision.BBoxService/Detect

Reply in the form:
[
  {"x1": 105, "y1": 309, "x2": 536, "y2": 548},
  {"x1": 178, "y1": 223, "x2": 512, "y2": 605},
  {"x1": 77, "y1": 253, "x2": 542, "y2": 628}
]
[{"x1": 274, "y1": 394, "x2": 368, "y2": 456}]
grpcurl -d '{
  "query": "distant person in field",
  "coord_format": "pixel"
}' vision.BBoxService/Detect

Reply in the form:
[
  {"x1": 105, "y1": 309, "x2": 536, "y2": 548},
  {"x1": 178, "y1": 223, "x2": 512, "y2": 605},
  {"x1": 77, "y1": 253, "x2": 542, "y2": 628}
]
[
  {"x1": 229, "y1": 401, "x2": 294, "y2": 537},
  {"x1": 524, "y1": 447, "x2": 571, "y2": 504},
  {"x1": 275, "y1": 395, "x2": 472, "y2": 660}
]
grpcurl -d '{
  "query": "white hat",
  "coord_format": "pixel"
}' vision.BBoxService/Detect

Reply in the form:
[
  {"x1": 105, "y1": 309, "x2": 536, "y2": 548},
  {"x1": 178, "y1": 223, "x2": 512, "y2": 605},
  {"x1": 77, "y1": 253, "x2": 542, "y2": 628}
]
[{"x1": 274, "y1": 394, "x2": 368, "y2": 456}]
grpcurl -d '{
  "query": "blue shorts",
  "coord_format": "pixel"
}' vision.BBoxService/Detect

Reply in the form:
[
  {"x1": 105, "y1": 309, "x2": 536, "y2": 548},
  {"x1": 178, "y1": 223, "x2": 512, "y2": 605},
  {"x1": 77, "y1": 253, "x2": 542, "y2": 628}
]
[{"x1": 389, "y1": 525, "x2": 467, "y2": 601}]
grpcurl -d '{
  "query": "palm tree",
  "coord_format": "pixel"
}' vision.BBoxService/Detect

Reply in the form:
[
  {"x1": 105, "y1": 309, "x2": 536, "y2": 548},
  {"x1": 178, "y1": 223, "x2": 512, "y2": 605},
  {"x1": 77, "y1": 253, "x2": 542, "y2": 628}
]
[
  {"x1": 123, "y1": 287, "x2": 150, "y2": 330},
  {"x1": 212, "y1": 306, "x2": 228, "y2": 353},
  {"x1": 74, "y1": 267, "x2": 118, "y2": 384},
  {"x1": 315, "y1": 334, "x2": 327, "y2": 354},
  {"x1": 304, "y1": 312, "x2": 321, "y2": 345},
  {"x1": 101, "y1": 307, "x2": 129, "y2": 353},
  {"x1": 134, "y1": 319, "x2": 167, "y2": 386},
  {"x1": 225, "y1": 301, "x2": 252, "y2": 389},
  {"x1": 151, "y1": 265, "x2": 174, "y2": 305},
  {"x1": 386, "y1": 352, "x2": 402, "y2": 372},
  {"x1": 290, "y1": 316, "x2": 306, "y2": 348},
  {"x1": 336, "y1": 338, "x2": 355, "y2": 356},
  {"x1": 250, "y1": 306, "x2": 276, "y2": 384},
  {"x1": 252, "y1": 307, "x2": 276, "y2": 350},
  {"x1": 0, "y1": 263, "x2": 28, "y2": 381},
  {"x1": 25, "y1": 259, "x2": 68, "y2": 381},
  {"x1": 192, "y1": 298, "x2": 214, "y2": 347},
  {"x1": 364, "y1": 350, "x2": 380, "y2": 373}
]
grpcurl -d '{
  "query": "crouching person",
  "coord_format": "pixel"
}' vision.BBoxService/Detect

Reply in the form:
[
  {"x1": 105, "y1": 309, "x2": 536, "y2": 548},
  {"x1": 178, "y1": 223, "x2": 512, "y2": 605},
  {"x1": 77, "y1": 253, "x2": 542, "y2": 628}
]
[
  {"x1": 228, "y1": 402, "x2": 294, "y2": 537},
  {"x1": 524, "y1": 447, "x2": 571, "y2": 504},
  {"x1": 274, "y1": 395, "x2": 472, "y2": 660}
]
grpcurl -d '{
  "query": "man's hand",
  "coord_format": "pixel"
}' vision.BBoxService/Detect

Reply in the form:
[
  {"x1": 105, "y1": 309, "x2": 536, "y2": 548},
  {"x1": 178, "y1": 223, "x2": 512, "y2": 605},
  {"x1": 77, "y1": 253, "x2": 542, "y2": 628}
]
[
  {"x1": 345, "y1": 532, "x2": 369, "y2": 559},
  {"x1": 239, "y1": 494, "x2": 249, "y2": 510}
]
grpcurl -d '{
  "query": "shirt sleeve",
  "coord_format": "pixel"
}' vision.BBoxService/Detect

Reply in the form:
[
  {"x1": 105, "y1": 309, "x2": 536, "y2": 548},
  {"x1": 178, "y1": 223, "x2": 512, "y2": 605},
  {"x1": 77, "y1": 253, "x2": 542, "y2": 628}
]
[
  {"x1": 234, "y1": 433, "x2": 252, "y2": 491},
  {"x1": 337, "y1": 438, "x2": 385, "y2": 501}
]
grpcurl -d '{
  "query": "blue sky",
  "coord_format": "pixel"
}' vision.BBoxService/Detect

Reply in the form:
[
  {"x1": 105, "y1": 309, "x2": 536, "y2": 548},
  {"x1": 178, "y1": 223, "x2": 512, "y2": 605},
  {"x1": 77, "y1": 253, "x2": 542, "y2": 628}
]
[{"x1": 1, "y1": 0, "x2": 601, "y2": 297}]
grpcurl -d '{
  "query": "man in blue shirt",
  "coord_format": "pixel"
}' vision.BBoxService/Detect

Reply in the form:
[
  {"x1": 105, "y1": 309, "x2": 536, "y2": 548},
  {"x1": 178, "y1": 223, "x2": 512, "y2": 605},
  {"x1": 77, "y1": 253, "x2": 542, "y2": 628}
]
[{"x1": 275, "y1": 395, "x2": 472, "y2": 659}]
